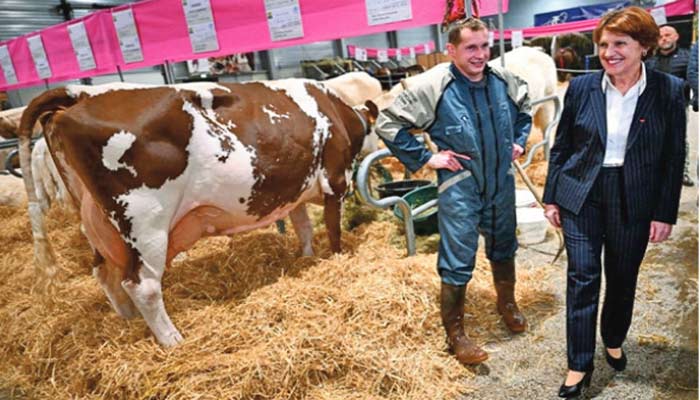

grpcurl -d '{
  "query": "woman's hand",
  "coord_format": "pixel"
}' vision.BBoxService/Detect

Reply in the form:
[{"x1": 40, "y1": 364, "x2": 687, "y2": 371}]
[
  {"x1": 512, "y1": 143, "x2": 524, "y2": 161},
  {"x1": 544, "y1": 204, "x2": 561, "y2": 228},
  {"x1": 426, "y1": 150, "x2": 471, "y2": 172},
  {"x1": 649, "y1": 221, "x2": 672, "y2": 243}
]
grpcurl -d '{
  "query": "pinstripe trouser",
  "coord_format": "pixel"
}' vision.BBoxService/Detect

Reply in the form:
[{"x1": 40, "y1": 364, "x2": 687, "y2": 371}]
[{"x1": 560, "y1": 167, "x2": 651, "y2": 372}]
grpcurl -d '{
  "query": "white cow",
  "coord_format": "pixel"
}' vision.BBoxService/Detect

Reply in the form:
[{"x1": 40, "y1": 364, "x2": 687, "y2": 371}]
[
  {"x1": 489, "y1": 47, "x2": 558, "y2": 143},
  {"x1": 324, "y1": 72, "x2": 383, "y2": 154}
]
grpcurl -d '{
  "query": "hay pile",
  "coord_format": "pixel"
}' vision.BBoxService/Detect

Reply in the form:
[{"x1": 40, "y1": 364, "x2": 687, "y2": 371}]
[{"x1": 0, "y1": 203, "x2": 555, "y2": 399}]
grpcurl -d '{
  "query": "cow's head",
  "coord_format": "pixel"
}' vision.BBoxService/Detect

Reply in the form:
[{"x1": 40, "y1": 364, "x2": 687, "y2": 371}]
[{"x1": 354, "y1": 101, "x2": 380, "y2": 156}]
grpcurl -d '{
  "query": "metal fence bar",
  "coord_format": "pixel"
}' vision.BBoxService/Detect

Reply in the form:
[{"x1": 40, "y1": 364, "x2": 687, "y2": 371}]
[
  {"x1": 356, "y1": 148, "x2": 417, "y2": 256},
  {"x1": 520, "y1": 94, "x2": 562, "y2": 169}
]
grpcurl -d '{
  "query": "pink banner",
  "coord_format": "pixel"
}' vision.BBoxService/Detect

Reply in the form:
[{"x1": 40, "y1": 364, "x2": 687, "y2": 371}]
[
  {"x1": 477, "y1": 0, "x2": 509, "y2": 17},
  {"x1": 0, "y1": 0, "x2": 692, "y2": 91},
  {"x1": 0, "y1": 0, "x2": 449, "y2": 90},
  {"x1": 492, "y1": 0, "x2": 694, "y2": 39}
]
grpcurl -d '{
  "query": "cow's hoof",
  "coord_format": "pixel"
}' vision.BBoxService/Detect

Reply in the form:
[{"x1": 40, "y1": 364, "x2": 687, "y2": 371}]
[{"x1": 158, "y1": 330, "x2": 184, "y2": 347}]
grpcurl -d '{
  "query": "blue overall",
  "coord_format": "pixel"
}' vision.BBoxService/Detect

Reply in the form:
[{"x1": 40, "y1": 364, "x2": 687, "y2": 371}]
[{"x1": 382, "y1": 64, "x2": 531, "y2": 286}]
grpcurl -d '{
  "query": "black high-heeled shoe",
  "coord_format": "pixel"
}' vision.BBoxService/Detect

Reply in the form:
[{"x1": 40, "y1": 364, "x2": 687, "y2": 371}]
[
  {"x1": 558, "y1": 370, "x2": 593, "y2": 398},
  {"x1": 605, "y1": 348, "x2": 627, "y2": 371}
]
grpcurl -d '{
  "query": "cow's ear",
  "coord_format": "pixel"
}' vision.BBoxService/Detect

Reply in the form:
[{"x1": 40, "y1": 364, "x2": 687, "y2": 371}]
[{"x1": 364, "y1": 100, "x2": 379, "y2": 124}]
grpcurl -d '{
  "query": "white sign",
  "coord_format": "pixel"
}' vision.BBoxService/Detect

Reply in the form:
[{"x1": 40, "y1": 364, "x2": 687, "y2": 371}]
[
  {"x1": 27, "y1": 35, "x2": 52, "y2": 79},
  {"x1": 112, "y1": 8, "x2": 144, "y2": 63},
  {"x1": 511, "y1": 30, "x2": 523, "y2": 48},
  {"x1": 187, "y1": 58, "x2": 210, "y2": 74},
  {"x1": 409, "y1": 47, "x2": 415, "y2": 58},
  {"x1": 395, "y1": 50, "x2": 402, "y2": 61},
  {"x1": 354, "y1": 47, "x2": 367, "y2": 61},
  {"x1": 366, "y1": 0, "x2": 412, "y2": 26},
  {"x1": 488, "y1": 31, "x2": 494, "y2": 47},
  {"x1": 67, "y1": 22, "x2": 96, "y2": 71},
  {"x1": 182, "y1": 0, "x2": 219, "y2": 53},
  {"x1": 377, "y1": 49, "x2": 388, "y2": 62},
  {"x1": 423, "y1": 43, "x2": 430, "y2": 54},
  {"x1": 0, "y1": 45, "x2": 17, "y2": 84},
  {"x1": 650, "y1": 7, "x2": 667, "y2": 25},
  {"x1": 265, "y1": 0, "x2": 304, "y2": 41}
]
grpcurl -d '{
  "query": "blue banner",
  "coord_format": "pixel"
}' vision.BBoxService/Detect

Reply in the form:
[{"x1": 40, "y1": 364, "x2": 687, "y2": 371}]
[{"x1": 534, "y1": 1, "x2": 632, "y2": 26}]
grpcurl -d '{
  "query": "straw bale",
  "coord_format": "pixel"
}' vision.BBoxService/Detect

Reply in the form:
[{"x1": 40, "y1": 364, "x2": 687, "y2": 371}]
[{"x1": 0, "y1": 202, "x2": 557, "y2": 399}]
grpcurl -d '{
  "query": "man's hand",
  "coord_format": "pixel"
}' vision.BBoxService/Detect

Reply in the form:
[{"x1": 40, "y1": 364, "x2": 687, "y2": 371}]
[
  {"x1": 426, "y1": 150, "x2": 471, "y2": 172},
  {"x1": 512, "y1": 143, "x2": 524, "y2": 161},
  {"x1": 649, "y1": 221, "x2": 672, "y2": 243},
  {"x1": 543, "y1": 204, "x2": 561, "y2": 228}
]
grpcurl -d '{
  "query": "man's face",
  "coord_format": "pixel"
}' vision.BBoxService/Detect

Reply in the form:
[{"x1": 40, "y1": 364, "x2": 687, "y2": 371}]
[
  {"x1": 447, "y1": 28, "x2": 490, "y2": 81},
  {"x1": 658, "y1": 26, "x2": 679, "y2": 51}
]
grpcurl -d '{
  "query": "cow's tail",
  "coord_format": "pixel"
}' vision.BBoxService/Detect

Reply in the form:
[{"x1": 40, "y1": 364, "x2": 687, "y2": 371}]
[{"x1": 18, "y1": 88, "x2": 77, "y2": 294}]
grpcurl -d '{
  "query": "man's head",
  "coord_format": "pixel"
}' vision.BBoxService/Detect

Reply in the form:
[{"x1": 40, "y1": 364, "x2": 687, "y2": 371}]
[
  {"x1": 446, "y1": 18, "x2": 490, "y2": 82},
  {"x1": 658, "y1": 25, "x2": 679, "y2": 53}
]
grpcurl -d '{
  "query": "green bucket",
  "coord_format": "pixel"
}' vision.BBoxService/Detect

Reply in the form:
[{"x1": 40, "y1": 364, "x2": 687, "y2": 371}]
[{"x1": 393, "y1": 184, "x2": 439, "y2": 236}]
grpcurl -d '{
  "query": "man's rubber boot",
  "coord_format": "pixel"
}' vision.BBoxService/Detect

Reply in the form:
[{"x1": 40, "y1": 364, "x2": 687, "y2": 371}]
[
  {"x1": 440, "y1": 283, "x2": 488, "y2": 365},
  {"x1": 491, "y1": 258, "x2": 527, "y2": 333}
]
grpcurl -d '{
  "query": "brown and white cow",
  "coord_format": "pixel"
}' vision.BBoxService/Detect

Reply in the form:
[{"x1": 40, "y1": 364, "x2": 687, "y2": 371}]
[{"x1": 19, "y1": 81, "x2": 377, "y2": 346}]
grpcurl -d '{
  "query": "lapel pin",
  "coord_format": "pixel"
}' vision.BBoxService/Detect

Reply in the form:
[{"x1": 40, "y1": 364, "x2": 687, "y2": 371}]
[{"x1": 639, "y1": 118, "x2": 645, "y2": 123}]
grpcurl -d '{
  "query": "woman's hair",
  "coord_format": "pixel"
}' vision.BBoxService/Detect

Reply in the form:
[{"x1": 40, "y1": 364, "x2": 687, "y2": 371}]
[{"x1": 593, "y1": 6, "x2": 659, "y2": 55}]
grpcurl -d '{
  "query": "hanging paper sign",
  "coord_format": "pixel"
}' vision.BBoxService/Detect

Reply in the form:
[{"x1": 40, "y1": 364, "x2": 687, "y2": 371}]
[
  {"x1": 265, "y1": 0, "x2": 304, "y2": 41},
  {"x1": 27, "y1": 35, "x2": 52, "y2": 79},
  {"x1": 355, "y1": 47, "x2": 368, "y2": 61},
  {"x1": 409, "y1": 47, "x2": 415, "y2": 58},
  {"x1": 650, "y1": 7, "x2": 667, "y2": 25},
  {"x1": 0, "y1": 45, "x2": 17, "y2": 84},
  {"x1": 423, "y1": 43, "x2": 431, "y2": 54},
  {"x1": 395, "y1": 49, "x2": 402, "y2": 61},
  {"x1": 67, "y1": 22, "x2": 96, "y2": 71},
  {"x1": 511, "y1": 30, "x2": 523, "y2": 48},
  {"x1": 182, "y1": 0, "x2": 219, "y2": 53},
  {"x1": 112, "y1": 8, "x2": 144, "y2": 63},
  {"x1": 377, "y1": 49, "x2": 389, "y2": 62},
  {"x1": 366, "y1": 0, "x2": 412, "y2": 26},
  {"x1": 488, "y1": 31, "x2": 494, "y2": 47}
]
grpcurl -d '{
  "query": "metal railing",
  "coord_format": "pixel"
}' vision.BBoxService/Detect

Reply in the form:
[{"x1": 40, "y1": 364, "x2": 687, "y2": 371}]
[
  {"x1": 1, "y1": 137, "x2": 40, "y2": 177},
  {"x1": 519, "y1": 94, "x2": 562, "y2": 170},
  {"x1": 355, "y1": 148, "x2": 420, "y2": 256}
]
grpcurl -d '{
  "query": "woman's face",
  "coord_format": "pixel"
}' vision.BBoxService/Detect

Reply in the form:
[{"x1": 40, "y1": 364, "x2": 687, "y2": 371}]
[{"x1": 598, "y1": 30, "x2": 647, "y2": 82}]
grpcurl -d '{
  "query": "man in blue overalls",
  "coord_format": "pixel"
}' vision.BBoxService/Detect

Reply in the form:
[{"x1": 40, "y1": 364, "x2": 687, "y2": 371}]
[{"x1": 375, "y1": 18, "x2": 533, "y2": 365}]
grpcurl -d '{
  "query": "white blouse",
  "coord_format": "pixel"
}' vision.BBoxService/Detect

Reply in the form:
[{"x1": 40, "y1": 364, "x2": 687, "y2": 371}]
[{"x1": 601, "y1": 63, "x2": 647, "y2": 166}]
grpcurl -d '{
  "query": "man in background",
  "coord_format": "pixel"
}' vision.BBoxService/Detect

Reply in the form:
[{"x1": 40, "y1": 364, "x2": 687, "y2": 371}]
[{"x1": 646, "y1": 24, "x2": 693, "y2": 186}]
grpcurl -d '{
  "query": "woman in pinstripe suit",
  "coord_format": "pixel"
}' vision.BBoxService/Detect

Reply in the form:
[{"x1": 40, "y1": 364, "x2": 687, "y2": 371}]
[{"x1": 542, "y1": 7, "x2": 686, "y2": 398}]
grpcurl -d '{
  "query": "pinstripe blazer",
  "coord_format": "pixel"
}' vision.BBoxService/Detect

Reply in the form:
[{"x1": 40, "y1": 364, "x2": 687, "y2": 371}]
[{"x1": 543, "y1": 69, "x2": 686, "y2": 224}]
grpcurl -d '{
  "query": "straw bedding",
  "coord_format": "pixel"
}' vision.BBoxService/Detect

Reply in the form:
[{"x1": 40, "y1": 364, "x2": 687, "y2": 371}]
[{"x1": 0, "y1": 200, "x2": 555, "y2": 399}]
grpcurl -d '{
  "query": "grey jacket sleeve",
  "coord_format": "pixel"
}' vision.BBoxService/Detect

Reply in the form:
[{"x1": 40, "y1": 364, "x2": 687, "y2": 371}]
[{"x1": 374, "y1": 84, "x2": 438, "y2": 172}]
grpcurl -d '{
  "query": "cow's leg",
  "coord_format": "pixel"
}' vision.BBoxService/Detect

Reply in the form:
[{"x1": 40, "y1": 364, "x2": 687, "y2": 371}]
[
  {"x1": 289, "y1": 203, "x2": 314, "y2": 256},
  {"x1": 92, "y1": 255, "x2": 138, "y2": 319},
  {"x1": 323, "y1": 194, "x2": 342, "y2": 253},
  {"x1": 121, "y1": 265, "x2": 183, "y2": 347}
]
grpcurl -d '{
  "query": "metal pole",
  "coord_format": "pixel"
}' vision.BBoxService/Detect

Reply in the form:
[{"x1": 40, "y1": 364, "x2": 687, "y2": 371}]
[
  {"x1": 498, "y1": 0, "x2": 505, "y2": 67},
  {"x1": 163, "y1": 60, "x2": 174, "y2": 84}
]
